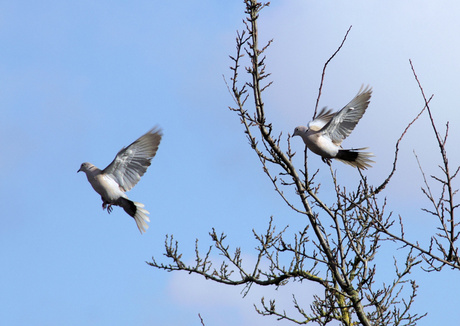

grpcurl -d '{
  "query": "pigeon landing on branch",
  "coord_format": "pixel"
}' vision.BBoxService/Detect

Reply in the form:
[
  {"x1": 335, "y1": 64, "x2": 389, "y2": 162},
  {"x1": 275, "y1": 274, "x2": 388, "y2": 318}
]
[
  {"x1": 293, "y1": 86, "x2": 374, "y2": 169},
  {"x1": 78, "y1": 127, "x2": 162, "y2": 233}
]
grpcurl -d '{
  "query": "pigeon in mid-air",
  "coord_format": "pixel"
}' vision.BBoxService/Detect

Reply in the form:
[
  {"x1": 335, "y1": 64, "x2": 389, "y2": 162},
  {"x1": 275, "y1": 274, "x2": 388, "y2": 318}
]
[
  {"x1": 78, "y1": 127, "x2": 162, "y2": 233},
  {"x1": 293, "y1": 86, "x2": 374, "y2": 169}
]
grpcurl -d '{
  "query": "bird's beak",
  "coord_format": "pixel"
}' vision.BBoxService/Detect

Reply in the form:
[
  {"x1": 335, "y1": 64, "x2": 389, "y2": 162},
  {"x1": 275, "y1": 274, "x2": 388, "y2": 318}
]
[{"x1": 77, "y1": 167, "x2": 81, "y2": 173}]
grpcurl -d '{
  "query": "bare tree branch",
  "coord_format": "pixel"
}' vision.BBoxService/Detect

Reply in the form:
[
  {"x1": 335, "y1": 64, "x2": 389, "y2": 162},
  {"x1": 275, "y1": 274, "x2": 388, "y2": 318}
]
[
  {"x1": 149, "y1": 2, "x2": 460, "y2": 326},
  {"x1": 313, "y1": 25, "x2": 353, "y2": 119}
]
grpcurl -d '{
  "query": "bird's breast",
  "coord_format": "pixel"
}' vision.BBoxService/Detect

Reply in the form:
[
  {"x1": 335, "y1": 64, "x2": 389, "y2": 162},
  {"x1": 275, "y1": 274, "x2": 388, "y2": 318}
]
[
  {"x1": 304, "y1": 132, "x2": 339, "y2": 158},
  {"x1": 91, "y1": 174, "x2": 125, "y2": 202}
]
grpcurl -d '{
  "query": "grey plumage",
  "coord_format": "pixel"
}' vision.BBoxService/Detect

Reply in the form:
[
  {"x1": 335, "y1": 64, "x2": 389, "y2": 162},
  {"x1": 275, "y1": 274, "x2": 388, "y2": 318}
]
[
  {"x1": 293, "y1": 86, "x2": 374, "y2": 169},
  {"x1": 78, "y1": 127, "x2": 162, "y2": 233}
]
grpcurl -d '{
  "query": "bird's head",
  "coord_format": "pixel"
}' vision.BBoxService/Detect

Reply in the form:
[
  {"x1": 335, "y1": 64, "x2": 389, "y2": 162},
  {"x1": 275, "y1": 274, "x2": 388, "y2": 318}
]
[
  {"x1": 77, "y1": 162, "x2": 92, "y2": 173},
  {"x1": 293, "y1": 126, "x2": 308, "y2": 137}
]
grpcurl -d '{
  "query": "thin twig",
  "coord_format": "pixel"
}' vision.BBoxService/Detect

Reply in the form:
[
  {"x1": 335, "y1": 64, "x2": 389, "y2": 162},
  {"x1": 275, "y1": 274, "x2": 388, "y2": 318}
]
[{"x1": 313, "y1": 25, "x2": 352, "y2": 119}]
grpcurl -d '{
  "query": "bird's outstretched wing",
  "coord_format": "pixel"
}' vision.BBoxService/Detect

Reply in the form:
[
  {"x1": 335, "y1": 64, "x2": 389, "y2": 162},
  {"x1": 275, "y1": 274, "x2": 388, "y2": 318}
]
[
  {"x1": 103, "y1": 127, "x2": 162, "y2": 192},
  {"x1": 321, "y1": 86, "x2": 372, "y2": 145},
  {"x1": 308, "y1": 107, "x2": 335, "y2": 131}
]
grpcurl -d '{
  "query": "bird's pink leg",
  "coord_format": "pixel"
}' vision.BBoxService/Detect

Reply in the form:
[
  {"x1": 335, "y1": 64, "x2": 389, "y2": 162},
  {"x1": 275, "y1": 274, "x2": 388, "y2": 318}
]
[{"x1": 102, "y1": 201, "x2": 113, "y2": 214}]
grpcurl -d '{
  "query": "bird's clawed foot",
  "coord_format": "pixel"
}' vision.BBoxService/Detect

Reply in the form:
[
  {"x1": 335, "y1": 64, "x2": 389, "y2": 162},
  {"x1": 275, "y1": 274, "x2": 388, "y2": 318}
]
[
  {"x1": 102, "y1": 201, "x2": 113, "y2": 214},
  {"x1": 321, "y1": 157, "x2": 332, "y2": 166}
]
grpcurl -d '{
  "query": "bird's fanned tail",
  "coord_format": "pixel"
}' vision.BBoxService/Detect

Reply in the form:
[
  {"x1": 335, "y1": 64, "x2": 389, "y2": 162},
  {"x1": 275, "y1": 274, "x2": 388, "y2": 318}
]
[
  {"x1": 117, "y1": 197, "x2": 150, "y2": 234},
  {"x1": 336, "y1": 148, "x2": 374, "y2": 170},
  {"x1": 132, "y1": 202, "x2": 150, "y2": 234}
]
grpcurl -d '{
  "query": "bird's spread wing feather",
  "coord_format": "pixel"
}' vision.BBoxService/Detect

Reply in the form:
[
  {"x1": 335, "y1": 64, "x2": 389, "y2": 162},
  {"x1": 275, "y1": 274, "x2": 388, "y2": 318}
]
[
  {"x1": 308, "y1": 107, "x2": 335, "y2": 131},
  {"x1": 102, "y1": 127, "x2": 162, "y2": 192},
  {"x1": 321, "y1": 86, "x2": 372, "y2": 144}
]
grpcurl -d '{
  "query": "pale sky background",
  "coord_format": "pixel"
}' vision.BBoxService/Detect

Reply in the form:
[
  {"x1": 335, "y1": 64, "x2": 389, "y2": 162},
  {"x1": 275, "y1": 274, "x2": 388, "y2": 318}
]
[{"x1": 1, "y1": 1, "x2": 460, "y2": 325}]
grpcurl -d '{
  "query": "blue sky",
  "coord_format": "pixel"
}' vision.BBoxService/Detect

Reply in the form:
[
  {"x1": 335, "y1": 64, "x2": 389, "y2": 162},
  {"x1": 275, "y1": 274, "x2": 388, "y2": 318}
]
[{"x1": 1, "y1": 1, "x2": 460, "y2": 325}]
